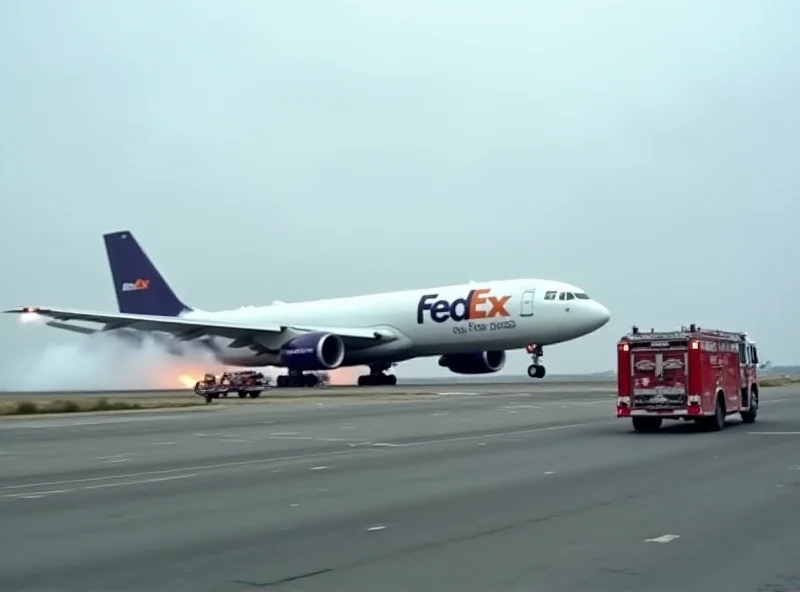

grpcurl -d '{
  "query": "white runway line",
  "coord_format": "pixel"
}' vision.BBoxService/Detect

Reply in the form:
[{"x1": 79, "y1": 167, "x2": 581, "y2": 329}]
[
  {"x1": 2, "y1": 473, "x2": 198, "y2": 500},
  {"x1": 0, "y1": 423, "x2": 587, "y2": 494},
  {"x1": 645, "y1": 534, "x2": 680, "y2": 544}
]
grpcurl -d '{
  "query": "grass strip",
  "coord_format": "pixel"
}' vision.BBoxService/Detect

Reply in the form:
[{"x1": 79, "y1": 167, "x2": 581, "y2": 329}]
[
  {"x1": 0, "y1": 397, "x2": 204, "y2": 416},
  {"x1": 760, "y1": 375, "x2": 800, "y2": 388}
]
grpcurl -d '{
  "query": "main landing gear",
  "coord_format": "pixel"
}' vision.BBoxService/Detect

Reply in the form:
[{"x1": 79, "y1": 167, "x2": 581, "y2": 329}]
[
  {"x1": 357, "y1": 364, "x2": 398, "y2": 387},
  {"x1": 526, "y1": 344, "x2": 546, "y2": 379},
  {"x1": 276, "y1": 370, "x2": 319, "y2": 388}
]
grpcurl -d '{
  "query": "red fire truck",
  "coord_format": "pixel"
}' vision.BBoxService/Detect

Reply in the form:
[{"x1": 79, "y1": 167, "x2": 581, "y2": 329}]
[{"x1": 616, "y1": 324, "x2": 760, "y2": 432}]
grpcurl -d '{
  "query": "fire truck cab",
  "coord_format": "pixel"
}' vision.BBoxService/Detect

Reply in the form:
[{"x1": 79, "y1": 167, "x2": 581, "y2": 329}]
[{"x1": 616, "y1": 324, "x2": 760, "y2": 433}]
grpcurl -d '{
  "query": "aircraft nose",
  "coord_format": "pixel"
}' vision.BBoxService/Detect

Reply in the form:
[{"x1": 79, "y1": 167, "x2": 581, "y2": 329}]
[{"x1": 592, "y1": 301, "x2": 611, "y2": 329}]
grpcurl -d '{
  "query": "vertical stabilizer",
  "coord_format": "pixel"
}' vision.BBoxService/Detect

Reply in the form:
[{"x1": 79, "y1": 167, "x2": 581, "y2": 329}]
[{"x1": 103, "y1": 230, "x2": 191, "y2": 317}]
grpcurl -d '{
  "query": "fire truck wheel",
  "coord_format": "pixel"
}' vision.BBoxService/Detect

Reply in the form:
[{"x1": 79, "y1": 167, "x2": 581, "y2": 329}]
[
  {"x1": 249, "y1": 391, "x2": 261, "y2": 398},
  {"x1": 632, "y1": 417, "x2": 662, "y2": 432},
  {"x1": 740, "y1": 389, "x2": 758, "y2": 424},
  {"x1": 706, "y1": 394, "x2": 726, "y2": 432},
  {"x1": 237, "y1": 391, "x2": 247, "y2": 398}
]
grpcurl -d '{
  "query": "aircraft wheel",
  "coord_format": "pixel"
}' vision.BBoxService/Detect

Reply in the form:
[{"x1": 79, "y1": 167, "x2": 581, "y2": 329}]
[{"x1": 527, "y1": 364, "x2": 546, "y2": 379}]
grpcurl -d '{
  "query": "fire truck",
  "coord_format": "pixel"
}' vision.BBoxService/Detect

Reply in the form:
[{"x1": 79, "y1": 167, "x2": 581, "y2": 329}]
[
  {"x1": 193, "y1": 371, "x2": 268, "y2": 402},
  {"x1": 616, "y1": 324, "x2": 760, "y2": 432}
]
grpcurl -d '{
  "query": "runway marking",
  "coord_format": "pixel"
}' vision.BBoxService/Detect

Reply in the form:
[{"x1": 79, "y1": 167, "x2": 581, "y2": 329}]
[
  {"x1": 310, "y1": 466, "x2": 329, "y2": 471},
  {"x1": 544, "y1": 471, "x2": 555, "y2": 475},
  {"x1": 267, "y1": 435, "x2": 360, "y2": 443},
  {"x1": 151, "y1": 441, "x2": 176, "y2": 446},
  {"x1": 645, "y1": 534, "x2": 680, "y2": 543},
  {"x1": 95, "y1": 454, "x2": 131, "y2": 463},
  {"x1": 0, "y1": 422, "x2": 586, "y2": 493},
  {"x1": 746, "y1": 431, "x2": 800, "y2": 435},
  {"x1": 2, "y1": 414, "x2": 202, "y2": 429},
  {"x1": 5, "y1": 488, "x2": 75, "y2": 499},
  {"x1": 436, "y1": 391, "x2": 481, "y2": 396},
  {"x1": 83, "y1": 474, "x2": 197, "y2": 490},
  {"x1": 2, "y1": 474, "x2": 197, "y2": 499},
  {"x1": 366, "y1": 525, "x2": 386, "y2": 531},
  {"x1": 270, "y1": 432, "x2": 300, "y2": 436}
]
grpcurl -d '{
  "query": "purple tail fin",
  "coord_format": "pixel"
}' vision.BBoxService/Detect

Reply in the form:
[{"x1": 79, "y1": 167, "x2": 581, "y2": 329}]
[{"x1": 103, "y1": 230, "x2": 191, "y2": 317}]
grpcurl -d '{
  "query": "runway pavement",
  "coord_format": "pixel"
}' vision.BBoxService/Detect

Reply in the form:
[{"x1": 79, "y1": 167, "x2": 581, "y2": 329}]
[
  {"x1": 0, "y1": 374, "x2": 617, "y2": 398},
  {"x1": 1, "y1": 383, "x2": 799, "y2": 591}
]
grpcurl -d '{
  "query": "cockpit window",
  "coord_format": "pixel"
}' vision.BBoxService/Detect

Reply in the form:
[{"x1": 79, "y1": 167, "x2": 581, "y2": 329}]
[
  {"x1": 544, "y1": 291, "x2": 557, "y2": 300},
  {"x1": 558, "y1": 292, "x2": 566, "y2": 301},
  {"x1": 566, "y1": 292, "x2": 575, "y2": 300},
  {"x1": 574, "y1": 293, "x2": 590, "y2": 300}
]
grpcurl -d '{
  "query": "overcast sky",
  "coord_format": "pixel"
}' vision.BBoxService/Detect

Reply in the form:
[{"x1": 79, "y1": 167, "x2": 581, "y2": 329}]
[{"x1": 1, "y1": 0, "x2": 798, "y2": 383}]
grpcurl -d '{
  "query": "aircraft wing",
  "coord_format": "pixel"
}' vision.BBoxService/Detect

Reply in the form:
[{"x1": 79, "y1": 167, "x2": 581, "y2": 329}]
[{"x1": 4, "y1": 306, "x2": 397, "y2": 352}]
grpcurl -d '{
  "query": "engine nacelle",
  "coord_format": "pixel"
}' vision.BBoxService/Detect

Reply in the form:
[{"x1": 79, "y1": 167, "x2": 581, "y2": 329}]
[
  {"x1": 438, "y1": 350, "x2": 506, "y2": 375},
  {"x1": 280, "y1": 332, "x2": 346, "y2": 371}
]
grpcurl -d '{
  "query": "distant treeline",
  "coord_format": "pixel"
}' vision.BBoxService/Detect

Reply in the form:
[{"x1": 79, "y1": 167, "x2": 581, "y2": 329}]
[{"x1": 763, "y1": 365, "x2": 800, "y2": 375}]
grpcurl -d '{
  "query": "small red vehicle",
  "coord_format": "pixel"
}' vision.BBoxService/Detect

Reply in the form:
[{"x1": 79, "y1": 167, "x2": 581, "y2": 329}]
[
  {"x1": 616, "y1": 324, "x2": 760, "y2": 432},
  {"x1": 194, "y1": 371, "x2": 269, "y2": 402}
]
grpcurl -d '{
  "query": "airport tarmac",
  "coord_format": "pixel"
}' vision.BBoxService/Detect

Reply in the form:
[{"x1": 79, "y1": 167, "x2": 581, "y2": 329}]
[
  {"x1": 0, "y1": 374, "x2": 616, "y2": 399},
  {"x1": 1, "y1": 383, "x2": 799, "y2": 591}
]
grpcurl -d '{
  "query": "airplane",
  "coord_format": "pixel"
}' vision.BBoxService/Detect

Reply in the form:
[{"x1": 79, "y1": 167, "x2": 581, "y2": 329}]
[{"x1": 4, "y1": 230, "x2": 612, "y2": 388}]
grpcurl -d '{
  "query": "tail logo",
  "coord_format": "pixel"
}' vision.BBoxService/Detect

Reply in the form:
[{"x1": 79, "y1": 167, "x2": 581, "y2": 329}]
[{"x1": 121, "y1": 279, "x2": 150, "y2": 292}]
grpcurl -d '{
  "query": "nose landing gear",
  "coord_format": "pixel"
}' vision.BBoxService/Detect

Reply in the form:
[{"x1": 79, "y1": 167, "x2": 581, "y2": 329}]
[{"x1": 526, "y1": 344, "x2": 546, "y2": 379}]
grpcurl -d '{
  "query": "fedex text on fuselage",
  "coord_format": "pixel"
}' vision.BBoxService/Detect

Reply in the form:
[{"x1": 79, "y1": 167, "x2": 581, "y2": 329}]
[{"x1": 417, "y1": 288, "x2": 512, "y2": 325}]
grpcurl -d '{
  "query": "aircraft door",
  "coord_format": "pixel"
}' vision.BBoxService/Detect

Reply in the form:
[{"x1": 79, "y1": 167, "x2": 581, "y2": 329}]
[{"x1": 520, "y1": 290, "x2": 535, "y2": 317}]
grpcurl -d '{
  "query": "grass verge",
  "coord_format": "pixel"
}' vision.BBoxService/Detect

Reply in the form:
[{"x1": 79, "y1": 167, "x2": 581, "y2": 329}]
[
  {"x1": 760, "y1": 375, "x2": 800, "y2": 388},
  {"x1": 0, "y1": 397, "x2": 205, "y2": 417}
]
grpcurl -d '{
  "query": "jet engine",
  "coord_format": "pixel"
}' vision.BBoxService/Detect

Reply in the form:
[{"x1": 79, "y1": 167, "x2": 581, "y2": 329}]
[
  {"x1": 280, "y1": 332, "x2": 346, "y2": 371},
  {"x1": 438, "y1": 350, "x2": 506, "y2": 374}
]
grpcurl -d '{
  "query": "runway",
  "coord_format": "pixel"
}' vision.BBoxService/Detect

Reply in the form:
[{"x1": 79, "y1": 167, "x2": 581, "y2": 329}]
[
  {"x1": 0, "y1": 374, "x2": 616, "y2": 398},
  {"x1": 1, "y1": 383, "x2": 799, "y2": 591}
]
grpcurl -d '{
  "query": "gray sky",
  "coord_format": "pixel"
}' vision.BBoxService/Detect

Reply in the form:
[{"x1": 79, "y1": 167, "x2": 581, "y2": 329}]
[{"x1": 1, "y1": 0, "x2": 798, "y2": 382}]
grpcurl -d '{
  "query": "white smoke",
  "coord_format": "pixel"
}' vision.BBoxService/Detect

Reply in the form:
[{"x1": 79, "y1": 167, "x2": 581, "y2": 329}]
[{"x1": 0, "y1": 333, "x2": 225, "y2": 392}]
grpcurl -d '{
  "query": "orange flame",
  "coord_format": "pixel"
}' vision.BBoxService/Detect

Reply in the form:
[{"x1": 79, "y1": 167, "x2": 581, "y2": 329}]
[{"x1": 178, "y1": 374, "x2": 198, "y2": 388}]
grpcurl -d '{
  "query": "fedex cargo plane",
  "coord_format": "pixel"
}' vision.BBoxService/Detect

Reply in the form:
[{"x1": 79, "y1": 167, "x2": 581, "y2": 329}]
[{"x1": 4, "y1": 230, "x2": 611, "y2": 388}]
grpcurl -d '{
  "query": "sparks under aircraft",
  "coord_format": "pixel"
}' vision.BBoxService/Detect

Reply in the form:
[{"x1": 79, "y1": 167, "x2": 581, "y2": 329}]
[{"x1": 5, "y1": 230, "x2": 611, "y2": 388}]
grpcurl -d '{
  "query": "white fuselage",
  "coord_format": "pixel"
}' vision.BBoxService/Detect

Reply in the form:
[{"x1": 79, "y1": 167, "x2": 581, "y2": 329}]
[{"x1": 178, "y1": 278, "x2": 610, "y2": 368}]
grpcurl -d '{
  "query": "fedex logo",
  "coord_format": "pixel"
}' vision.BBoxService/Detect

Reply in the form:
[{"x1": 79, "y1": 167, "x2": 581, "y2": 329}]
[
  {"x1": 417, "y1": 289, "x2": 511, "y2": 324},
  {"x1": 121, "y1": 279, "x2": 150, "y2": 292}
]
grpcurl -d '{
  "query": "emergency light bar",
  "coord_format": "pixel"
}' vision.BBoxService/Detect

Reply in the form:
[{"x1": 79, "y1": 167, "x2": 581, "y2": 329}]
[{"x1": 623, "y1": 324, "x2": 746, "y2": 343}]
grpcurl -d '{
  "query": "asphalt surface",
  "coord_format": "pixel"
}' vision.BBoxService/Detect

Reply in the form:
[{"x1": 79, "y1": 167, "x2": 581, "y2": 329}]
[
  {"x1": 1, "y1": 383, "x2": 799, "y2": 592},
  {"x1": 0, "y1": 374, "x2": 616, "y2": 398}
]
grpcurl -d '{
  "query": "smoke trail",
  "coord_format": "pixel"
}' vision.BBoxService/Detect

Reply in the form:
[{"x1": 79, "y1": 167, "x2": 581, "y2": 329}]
[{"x1": 0, "y1": 333, "x2": 224, "y2": 392}]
